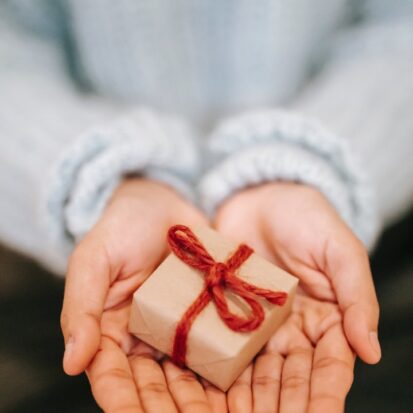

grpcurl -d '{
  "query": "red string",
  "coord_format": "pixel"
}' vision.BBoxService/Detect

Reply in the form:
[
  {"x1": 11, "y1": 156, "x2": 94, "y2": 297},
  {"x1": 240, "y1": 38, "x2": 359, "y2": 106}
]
[{"x1": 167, "y1": 225, "x2": 288, "y2": 367}]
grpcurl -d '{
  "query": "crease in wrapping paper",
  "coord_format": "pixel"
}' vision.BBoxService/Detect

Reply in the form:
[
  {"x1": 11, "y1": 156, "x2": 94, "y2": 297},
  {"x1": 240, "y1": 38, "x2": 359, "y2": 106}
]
[{"x1": 129, "y1": 226, "x2": 298, "y2": 389}]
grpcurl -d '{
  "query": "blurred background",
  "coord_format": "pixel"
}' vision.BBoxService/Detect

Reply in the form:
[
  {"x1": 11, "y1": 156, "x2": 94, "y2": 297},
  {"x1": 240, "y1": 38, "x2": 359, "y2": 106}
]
[{"x1": 1, "y1": 210, "x2": 412, "y2": 413}]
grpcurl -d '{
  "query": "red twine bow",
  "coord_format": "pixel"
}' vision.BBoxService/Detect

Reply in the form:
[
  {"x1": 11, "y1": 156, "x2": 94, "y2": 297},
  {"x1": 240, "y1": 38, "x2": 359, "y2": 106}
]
[{"x1": 167, "y1": 225, "x2": 287, "y2": 367}]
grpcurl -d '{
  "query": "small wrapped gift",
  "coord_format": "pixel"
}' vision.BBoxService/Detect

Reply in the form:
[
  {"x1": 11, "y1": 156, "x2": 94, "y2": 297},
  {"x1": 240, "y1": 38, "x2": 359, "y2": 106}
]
[{"x1": 129, "y1": 225, "x2": 298, "y2": 391}]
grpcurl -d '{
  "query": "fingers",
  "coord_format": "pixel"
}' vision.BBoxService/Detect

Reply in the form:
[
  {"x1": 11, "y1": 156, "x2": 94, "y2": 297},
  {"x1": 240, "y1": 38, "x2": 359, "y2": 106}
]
[
  {"x1": 325, "y1": 235, "x2": 381, "y2": 364},
  {"x1": 252, "y1": 352, "x2": 283, "y2": 413},
  {"x1": 130, "y1": 353, "x2": 178, "y2": 413},
  {"x1": 279, "y1": 346, "x2": 312, "y2": 413},
  {"x1": 308, "y1": 323, "x2": 355, "y2": 413},
  {"x1": 61, "y1": 235, "x2": 110, "y2": 375},
  {"x1": 163, "y1": 360, "x2": 212, "y2": 413},
  {"x1": 201, "y1": 379, "x2": 228, "y2": 413},
  {"x1": 227, "y1": 364, "x2": 253, "y2": 413},
  {"x1": 87, "y1": 336, "x2": 143, "y2": 413}
]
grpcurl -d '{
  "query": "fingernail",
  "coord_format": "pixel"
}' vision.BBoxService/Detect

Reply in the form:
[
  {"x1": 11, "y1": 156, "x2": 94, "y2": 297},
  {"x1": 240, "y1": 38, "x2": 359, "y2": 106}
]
[
  {"x1": 63, "y1": 336, "x2": 75, "y2": 364},
  {"x1": 369, "y1": 331, "x2": 381, "y2": 360}
]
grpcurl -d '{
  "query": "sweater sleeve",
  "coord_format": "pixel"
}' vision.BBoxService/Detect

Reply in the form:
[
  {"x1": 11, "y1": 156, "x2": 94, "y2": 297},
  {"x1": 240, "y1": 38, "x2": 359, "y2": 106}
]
[
  {"x1": 199, "y1": 1, "x2": 413, "y2": 251},
  {"x1": 0, "y1": 11, "x2": 199, "y2": 274}
]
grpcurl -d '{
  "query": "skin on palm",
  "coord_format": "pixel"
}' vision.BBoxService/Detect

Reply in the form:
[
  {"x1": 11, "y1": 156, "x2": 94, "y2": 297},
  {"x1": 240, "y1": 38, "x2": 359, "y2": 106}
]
[{"x1": 61, "y1": 178, "x2": 379, "y2": 413}]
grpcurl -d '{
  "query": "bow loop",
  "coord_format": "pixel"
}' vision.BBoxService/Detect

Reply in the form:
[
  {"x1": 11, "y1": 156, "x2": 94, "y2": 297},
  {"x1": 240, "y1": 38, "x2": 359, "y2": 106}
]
[
  {"x1": 212, "y1": 284, "x2": 265, "y2": 332},
  {"x1": 168, "y1": 225, "x2": 215, "y2": 271}
]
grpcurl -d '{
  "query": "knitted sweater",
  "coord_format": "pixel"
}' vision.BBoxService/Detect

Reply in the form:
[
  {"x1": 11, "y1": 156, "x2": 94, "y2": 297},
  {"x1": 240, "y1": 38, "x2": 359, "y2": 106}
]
[{"x1": 1, "y1": 0, "x2": 412, "y2": 274}]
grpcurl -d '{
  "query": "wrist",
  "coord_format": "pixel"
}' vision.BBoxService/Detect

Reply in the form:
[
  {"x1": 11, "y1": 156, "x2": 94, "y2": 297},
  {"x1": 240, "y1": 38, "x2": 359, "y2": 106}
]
[
  {"x1": 241, "y1": 181, "x2": 318, "y2": 199},
  {"x1": 220, "y1": 181, "x2": 324, "y2": 211},
  {"x1": 105, "y1": 177, "x2": 197, "y2": 225},
  {"x1": 110, "y1": 177, "x2": 180, "y2": 203},
  {"x1": 216, "y1": 180, "x2": 336, "y2": 228}
]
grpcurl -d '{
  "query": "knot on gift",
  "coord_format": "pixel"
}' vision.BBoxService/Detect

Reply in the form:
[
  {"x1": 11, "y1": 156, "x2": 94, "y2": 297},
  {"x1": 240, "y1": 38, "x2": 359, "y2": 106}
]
[
  {"x1": 167, "y1": 225, "x2": 288, "y2": 367},
  {"x1": 205, "y1": 262, "x2": 228, "y2": 290}
]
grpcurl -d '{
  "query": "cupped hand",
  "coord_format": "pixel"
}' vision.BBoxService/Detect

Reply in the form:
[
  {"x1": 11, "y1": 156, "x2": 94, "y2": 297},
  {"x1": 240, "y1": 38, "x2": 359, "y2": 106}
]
[
  {"x1": 216, "y1": 181, "x2": 381, "y2": 412},
  {"x1": 61, "y1": 178, "x2": 221, "y2": 413},
  {"x1": 215, "y1": 181, "x2": 381, "y2": 364}
]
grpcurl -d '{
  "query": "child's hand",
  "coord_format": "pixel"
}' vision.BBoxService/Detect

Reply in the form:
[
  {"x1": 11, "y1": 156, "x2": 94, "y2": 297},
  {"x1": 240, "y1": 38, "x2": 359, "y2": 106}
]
[
  {"x1": 226, "y1": 294, "x2": 354, "y2": 413},
  {"x1": 216, "y1": 183, "x2": 380, "y2": 412},
  {"x1": 215, "y1": 181, "x2": 381, "y2": 365},
  {"x1": 61, "y1": 178, "x2": 216, "y2": 413}
]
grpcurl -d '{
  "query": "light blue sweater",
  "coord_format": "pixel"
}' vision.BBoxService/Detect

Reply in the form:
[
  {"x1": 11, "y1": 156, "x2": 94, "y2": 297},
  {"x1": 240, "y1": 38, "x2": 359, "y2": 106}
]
[{"x1": 1, "y1": 0, "x2": 413, "y2": 273}]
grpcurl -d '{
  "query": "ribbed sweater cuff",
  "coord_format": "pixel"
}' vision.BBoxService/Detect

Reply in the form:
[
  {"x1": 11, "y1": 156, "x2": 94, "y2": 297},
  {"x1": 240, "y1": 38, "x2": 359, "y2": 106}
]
[
  {"x1": 46, "y1": 107, "x2": 199, "y2": 253},
  {"x1": 198, "y1": 109, "x2": 380, "y2": 250}
]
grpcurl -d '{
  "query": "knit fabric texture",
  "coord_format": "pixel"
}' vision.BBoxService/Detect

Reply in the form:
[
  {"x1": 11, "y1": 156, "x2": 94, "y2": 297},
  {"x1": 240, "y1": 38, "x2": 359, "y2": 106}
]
[
  {"x1": 47, "y1": 108, "x2": 199, "y2": 257},
  {"x1": 1, "y1": 0, "x2": 413, "y2": 272}
]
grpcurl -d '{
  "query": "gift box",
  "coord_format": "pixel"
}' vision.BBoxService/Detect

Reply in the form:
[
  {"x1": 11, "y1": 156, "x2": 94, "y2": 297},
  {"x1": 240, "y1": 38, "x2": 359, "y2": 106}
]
[{"x1": 129, "y1": 225, "x2": 298, "y2": 391}]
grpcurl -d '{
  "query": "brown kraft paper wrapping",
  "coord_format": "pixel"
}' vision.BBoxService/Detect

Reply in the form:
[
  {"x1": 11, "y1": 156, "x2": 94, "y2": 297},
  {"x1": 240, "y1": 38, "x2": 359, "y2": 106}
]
[{"x1": 129, "y1": 225, "x2": 298, "y2": 391}]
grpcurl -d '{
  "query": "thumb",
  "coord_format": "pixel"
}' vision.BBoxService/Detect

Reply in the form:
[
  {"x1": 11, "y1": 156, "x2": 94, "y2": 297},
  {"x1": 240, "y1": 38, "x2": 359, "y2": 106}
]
[
  {"x1": 325, "y1": 234, "x2": 381, "y2": 364},
  {"x1": 61, "y1": 235, "x2": 110, "y2": 375}
]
